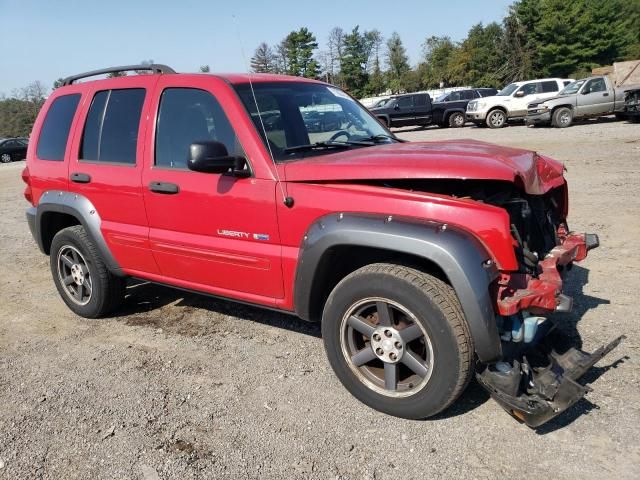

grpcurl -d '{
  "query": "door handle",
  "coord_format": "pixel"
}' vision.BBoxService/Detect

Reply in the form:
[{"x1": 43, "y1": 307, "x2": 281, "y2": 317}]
[
  {"x1": 149, "y1": 181, "x2": 179, "y2": 194},
  {"x1": 70, "y1": 172, "x2": 91, "y2": 184},
  {"x1": 603, "y1": 92, "x2": 609, "y2": 97}
]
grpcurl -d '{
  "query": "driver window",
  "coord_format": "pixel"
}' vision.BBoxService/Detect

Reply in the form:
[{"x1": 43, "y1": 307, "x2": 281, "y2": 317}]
[
  {"x1": 517, "y1": 83, "x2": 538, "y2": 96},
  {"x1": 448, "y1": 91, "x2": 462, "y2": 101},
  {"x1": 585, "y1": 78, "x2": 606, "y2": 93}
]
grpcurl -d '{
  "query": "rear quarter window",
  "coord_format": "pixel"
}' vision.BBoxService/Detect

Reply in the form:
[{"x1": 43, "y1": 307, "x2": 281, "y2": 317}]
[
  {"x1": 36, "y1": 94, "x2": 81, "y2": 161},
  {"x1": 541, "y1": 81, "x2": 559, "y2": 93}
]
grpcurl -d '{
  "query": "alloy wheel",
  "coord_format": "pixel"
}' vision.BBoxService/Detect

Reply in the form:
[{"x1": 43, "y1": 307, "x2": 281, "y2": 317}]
[
  {"x1": 340, "y1": 297, "x2": 434, "y2": 398},
  {"x1": 57, "y1": 245, "x2": 93, "y2": 305},
  {"x1": 1, "y1": 153, "x2": 11, "y2": 163}
]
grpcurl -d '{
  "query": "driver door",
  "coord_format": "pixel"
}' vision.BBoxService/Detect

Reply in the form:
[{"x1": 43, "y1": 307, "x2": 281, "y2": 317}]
[
  {"x1": 142, "y1": 76, "x2": 284, "y2": 301},
  {"x1": 577, "y1": 78, "x2": 613, "y2": 116},
  {"x1": 512, "y1": 82, "x2": 540, "y2": 116}
]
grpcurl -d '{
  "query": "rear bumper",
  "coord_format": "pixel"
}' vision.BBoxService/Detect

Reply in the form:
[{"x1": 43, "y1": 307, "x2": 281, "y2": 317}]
[{"x1": 496, "y1": 232, "x2": 598, "y2": 316}]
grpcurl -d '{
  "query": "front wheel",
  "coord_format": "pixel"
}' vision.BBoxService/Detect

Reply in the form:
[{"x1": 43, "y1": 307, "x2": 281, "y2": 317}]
[
  {"x1": 1, "y1": 153, "x2": 11, "y2": 163},
  {"x1": 486, "y1": 109, "x2": 507, "y2": 128},
  {"x1": 322, "y1": 263, "x2": 473, "y2": 419},
  {"x1": 552, "y1": 107, "x2": 573, "y2": 128}
]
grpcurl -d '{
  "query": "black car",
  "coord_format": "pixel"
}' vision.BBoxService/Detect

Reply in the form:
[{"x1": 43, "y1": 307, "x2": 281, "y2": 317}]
[
  {"x1": 370, "y1": 88, "x2": 498, "y2": 129},
  {"x1": 0, "y1": 137, "x2": 28, "y2": 163}
]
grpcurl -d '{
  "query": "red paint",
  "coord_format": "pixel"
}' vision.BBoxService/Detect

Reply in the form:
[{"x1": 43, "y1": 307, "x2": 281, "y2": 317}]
[{"x1": 26, "y1": 73, "x2": 591, "y2": 318}]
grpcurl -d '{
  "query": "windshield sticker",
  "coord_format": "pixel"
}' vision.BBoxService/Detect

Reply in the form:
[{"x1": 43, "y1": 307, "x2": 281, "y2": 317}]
[{"x1": 328, "y1": 87, "x2": 351, "y2": 100}]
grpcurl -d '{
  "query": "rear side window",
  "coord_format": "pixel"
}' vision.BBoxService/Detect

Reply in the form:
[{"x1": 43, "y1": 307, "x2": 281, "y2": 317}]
[
  {"x1": 541, "y1": 81, "x2": 559, "y2": 93},
  {"x1": 414, "y1": 94, "x2": 428, "y2": 107},
  {"x1": 397, "y1": 96, "x2": 413, "y2": 108},
  {"x1": 155, "y1": 88, "x2": 240, "y2": 169},
  {"x1": 36, "y1": 94, "x2": 81, "y2": 161},
  {"x1": 80, "y1": 89, "x2": 145, "y2": 164}
]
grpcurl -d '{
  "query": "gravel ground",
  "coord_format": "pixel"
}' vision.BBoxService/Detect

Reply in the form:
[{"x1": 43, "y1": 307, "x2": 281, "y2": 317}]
[{"x1": 0, "y1": 118, "x2": 639, "y2": 479}]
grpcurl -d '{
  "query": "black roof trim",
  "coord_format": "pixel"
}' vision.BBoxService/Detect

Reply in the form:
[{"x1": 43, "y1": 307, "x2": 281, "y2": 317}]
[{"x1": 61, "y1": 64, "x2": 176, "y2": 86}]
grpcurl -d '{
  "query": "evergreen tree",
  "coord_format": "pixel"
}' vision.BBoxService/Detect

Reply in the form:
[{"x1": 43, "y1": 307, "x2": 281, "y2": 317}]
[
  {"x1": 251, "y1": 42, "x2": 276, "y2": 73},
  {"x1": 283, "y1": 28, "x2": 320, "y2": 78},
  {"x1": 385, "y1": 32, "x2": 410, "y2": 93},
  {"x1": 340, "y1": 26, "x2": 370, "y2": 97}
]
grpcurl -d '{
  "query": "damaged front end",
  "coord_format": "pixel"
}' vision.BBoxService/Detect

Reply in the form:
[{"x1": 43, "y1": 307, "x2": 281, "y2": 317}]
[{"x1": 478, "y1": 189, "x2": 623, "y2": 427}]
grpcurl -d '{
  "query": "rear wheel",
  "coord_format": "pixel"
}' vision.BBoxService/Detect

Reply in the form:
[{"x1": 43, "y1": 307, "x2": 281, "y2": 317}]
[
  {"x1": 50, "y1": 225, "x2": 125, "y2": 318},
  {"x1": 322, "y1": 263, "x2": 473, "y2": 419},
  {"x1": 448, "y1": 112, "x2": 466, "y2": 128},
  {"x1": 1, "y1": 153, "x2": 11, "y2": 163},
  {"x1": 552, "y1": 107, "x2": 573, "y2": 128},
  {"x1": 486, "y1": 109, "x2": 506, "y2": 128}
]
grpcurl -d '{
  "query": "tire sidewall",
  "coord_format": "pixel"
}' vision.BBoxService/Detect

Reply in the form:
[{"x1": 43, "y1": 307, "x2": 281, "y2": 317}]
[
  {"x1": 553, "y1": 107, "x2": 573, "y2": 128},
  {"x1": 50, "y1": 227, "x2": 106, "y2": 318},
  {"x1": 486, "y1": 109, "x2": 506, "y2": 128},
  {"x1": 322, "y1": 269, "x2": 465, "y2": 419}
]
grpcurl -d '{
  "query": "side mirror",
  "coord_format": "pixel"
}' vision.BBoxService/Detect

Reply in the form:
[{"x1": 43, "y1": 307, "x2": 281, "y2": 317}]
[
  {"x1": 582, "y1": 89, "x2": 590, "y2": 95},
  {"x1": 514, "y1": 91, "x2": 525, "y2": 98},
  {"x1": 393, "y1": 104, "x2": 400, "y2": 110},
  {"x1": 187, "y1": 141, "x2": 249, "y2": 177}
]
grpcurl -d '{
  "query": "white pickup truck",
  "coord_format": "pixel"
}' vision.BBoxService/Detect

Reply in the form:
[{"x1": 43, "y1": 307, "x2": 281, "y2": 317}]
[
  {"x1": 526, "y1": 75, "x2": 640, "y2": 127},
  {"x1": 466, "y1": 78, "x2": 573, "y2": 128}
]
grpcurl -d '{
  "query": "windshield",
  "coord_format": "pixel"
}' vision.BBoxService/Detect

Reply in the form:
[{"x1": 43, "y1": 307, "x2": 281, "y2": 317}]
[
  {"x1": 559, "y1": 79, "x2": 586, "y2": 95},
  {"x1": 372, "y1": 98, "x2": 390, "y2": 108},
  {"x1": 497, "y1": 83, "x2": 519, "y2": 96},
  {"x1": 234, "y1": 82, "x2": 393, "y2": 161}
]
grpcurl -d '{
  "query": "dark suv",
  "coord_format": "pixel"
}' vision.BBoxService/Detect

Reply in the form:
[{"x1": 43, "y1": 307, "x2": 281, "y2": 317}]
[
  {"x1": 370, "y1": 88, "x2": 497, "y2": 129},
  {"x1": 22, "y1": 64, "x2": 621, "y2": 427}
]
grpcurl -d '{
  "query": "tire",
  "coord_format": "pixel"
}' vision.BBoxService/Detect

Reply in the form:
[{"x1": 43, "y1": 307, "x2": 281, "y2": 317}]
[
  {"x1": 448, "y1": 112, "x2": 466, "y2": 128},
  {"x1": 50, "y1": 225, "x2": 125, "y2": 318},
  {"x1": 486, "y1": 109, "x2": 507, "y2": 128},
  {"x1": 321, "y1": 263, "x2": 474, "y2": 420},
  {"x1": 1, "y1": 153, "x2": 11, "y2": 163},
  {"x1": 552, "y1": 107, "x2": 573, "y2": 128}
]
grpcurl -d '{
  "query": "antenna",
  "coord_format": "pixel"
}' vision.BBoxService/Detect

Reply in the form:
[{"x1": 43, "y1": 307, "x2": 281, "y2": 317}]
[{"x1": 232, "y1": 14, "x2": 293, "y2": 208}]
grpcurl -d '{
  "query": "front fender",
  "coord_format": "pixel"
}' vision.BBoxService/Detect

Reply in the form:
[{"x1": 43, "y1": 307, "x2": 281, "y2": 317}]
[{"x1": 294, "y1": 213, "x2": 502, "y2": 362}]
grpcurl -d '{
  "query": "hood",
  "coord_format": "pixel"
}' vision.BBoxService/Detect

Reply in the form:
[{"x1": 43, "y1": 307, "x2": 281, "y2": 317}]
[
  {"x1": 531, "y1": 94, "x2": 574, "y2": 106},
  {"x1": 283, "y1": 140, "x2": 565, "y2": 195}
]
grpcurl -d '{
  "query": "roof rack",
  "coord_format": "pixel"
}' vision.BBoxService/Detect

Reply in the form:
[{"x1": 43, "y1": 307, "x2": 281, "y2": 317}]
[{"x1": 61, "y1": 64, "x2": 176, "y2": 86}]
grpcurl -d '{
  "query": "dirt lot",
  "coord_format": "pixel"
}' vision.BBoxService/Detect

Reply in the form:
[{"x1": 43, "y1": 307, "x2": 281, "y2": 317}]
[{"x1": 1, "y1": 119, "x2": 639, "y2": 479}]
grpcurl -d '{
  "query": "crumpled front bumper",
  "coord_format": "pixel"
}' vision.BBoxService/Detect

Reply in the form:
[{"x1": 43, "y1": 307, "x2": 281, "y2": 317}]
[
  {"x1": 496, "y1": 232, "x2": 600, "y2": 316},
  {"x1": 477, "y1": 231, "x2": 625, "y2": 427}
]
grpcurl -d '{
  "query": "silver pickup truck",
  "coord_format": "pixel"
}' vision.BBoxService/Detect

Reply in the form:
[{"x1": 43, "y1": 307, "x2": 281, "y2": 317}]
[{"x1": 526, "y1": 75, "x2": 640, "y2": 127}]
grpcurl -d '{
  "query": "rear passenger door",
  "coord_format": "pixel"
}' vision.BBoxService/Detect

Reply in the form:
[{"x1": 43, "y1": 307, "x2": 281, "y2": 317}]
[
  {"x1": 413, "y1": 94, "x2": 431, "y2": 125},
  {"x1": 67, "y1": 76, "x2": 160, "y2": 274}
]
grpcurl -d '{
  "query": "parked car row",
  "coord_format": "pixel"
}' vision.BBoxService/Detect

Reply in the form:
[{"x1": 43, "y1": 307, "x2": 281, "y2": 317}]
[
  {"x1": 368, "y1": 88, "x2": 497, "y2": 129},
  {"x1": 0, "y1": 137, "x2": 29, "y2": 163},
  {"x1": 366, "y1": 75, "x2": 640, "y2": 130}
]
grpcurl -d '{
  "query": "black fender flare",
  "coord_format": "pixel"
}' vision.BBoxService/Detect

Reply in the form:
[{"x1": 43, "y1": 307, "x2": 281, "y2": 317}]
[
  {"x1": 26, "y1": 190, "x2": 124, "y2": 276},
  {"x1": 443, "y1": 108, "x2": 465, "y2": 122},
  {"x1": 293, "y1": 213, "x2": 502, "y2": 362},
  {"x1": 375, "y1": 114, "x2": 391, "y2": 127}
]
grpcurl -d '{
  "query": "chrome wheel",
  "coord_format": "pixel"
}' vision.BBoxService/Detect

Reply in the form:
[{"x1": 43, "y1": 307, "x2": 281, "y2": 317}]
[
  {"x1": 559, "y1": 111, "x2": 571, "y2": 126},
  {"x1": 1, "y1": 153, "x2": 11, "y2": 163},
  {"x1": 57, "y1": 245, "x2": 92, "y2": 305},
  {"x1": 450, "y1": 112, "x2": 465, "y2": 127},
  {"x1": 340, "y1": 297, "x2": 434, "y2": 398}
]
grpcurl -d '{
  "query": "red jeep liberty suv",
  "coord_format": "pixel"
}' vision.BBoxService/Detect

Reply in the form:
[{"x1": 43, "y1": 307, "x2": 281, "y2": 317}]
[{"x1": 22, "y1": 64, "x2": 622, "y2": 427}]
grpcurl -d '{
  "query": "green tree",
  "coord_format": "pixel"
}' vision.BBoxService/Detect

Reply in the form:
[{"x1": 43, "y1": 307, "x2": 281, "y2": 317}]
[
  {"x1": 199, "y1": 65, "x2": 211, "y2": 73},
  {"x1": 420, "y1": 36, "x2": 457, "y2": 88},
  {"x1": 283, "y1": 28, "x2": 320, "y2": 78},
  {"x1": 251, "y1": 42, "x2": 276, "y2": 73},
  {"x1": 340, "y1": 26, "x2": 369, "y2": 97},
  {"x1": 449, "y1": 23, "x2": 506, "y2": 87},
  {"x1": 385, "y1": 32, "x2": 410, "y2": 93}
]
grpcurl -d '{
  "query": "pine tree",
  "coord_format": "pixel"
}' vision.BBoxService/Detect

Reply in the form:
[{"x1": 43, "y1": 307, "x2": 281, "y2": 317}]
[
  {"x1": 340, "y1": 26, "x2": 369, "y2": 97},
  {"x1": 251, "y1": 43, "x2": 276, "y2": 73},
  {"x1": 386, "y1": 32, "x2": 410, "y2": 93}
]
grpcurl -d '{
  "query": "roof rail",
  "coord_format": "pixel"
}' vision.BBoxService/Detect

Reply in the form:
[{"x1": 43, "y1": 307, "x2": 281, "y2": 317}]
[{"x1": 61, "y1": 64, "x2": 176, "y2": 86}]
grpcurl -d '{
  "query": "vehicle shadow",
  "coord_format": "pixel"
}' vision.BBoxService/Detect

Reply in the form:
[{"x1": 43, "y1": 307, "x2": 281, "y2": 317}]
[
  {"x1": 114, "y1": 279, "x2": 321, "y2": 338},
  {"x1": 114, "y1": 264, "x2": 619, "y2": 430}
]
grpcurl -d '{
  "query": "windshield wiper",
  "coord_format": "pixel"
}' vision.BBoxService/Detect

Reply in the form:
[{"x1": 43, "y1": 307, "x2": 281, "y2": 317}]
[
  {"x1": 357, "y1": 134, "x2": 401, "y2": 143},
  {"x1": 283, "y1": 141, "x2": 354, "y2": 153}
]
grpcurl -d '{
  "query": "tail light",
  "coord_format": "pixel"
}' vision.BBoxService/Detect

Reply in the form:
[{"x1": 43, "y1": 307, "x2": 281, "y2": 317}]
[{"x1": 21, "y1": 166, "x2": 33, "y2": 205}]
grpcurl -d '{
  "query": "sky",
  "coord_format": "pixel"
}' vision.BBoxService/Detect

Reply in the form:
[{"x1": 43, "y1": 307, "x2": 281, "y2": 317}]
[{"x1": 1, "y1": 0, "x2": 513, "y2": 95}]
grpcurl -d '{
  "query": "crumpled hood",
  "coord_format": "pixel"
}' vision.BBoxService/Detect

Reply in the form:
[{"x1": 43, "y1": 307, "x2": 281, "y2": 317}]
[{"x1": 284, "y1": 139, "x2": 565, "y2": 195}]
